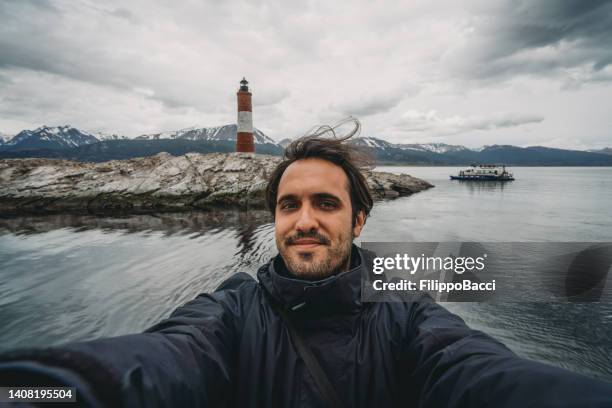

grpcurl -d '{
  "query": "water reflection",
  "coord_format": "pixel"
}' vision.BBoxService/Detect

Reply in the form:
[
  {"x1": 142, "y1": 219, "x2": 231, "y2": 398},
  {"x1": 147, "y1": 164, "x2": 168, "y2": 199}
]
[
  {"x1": 0, "y1": 210, "x2": 274, "y2": 236},
  {"x1": 0, "y1": 210, "x2": 277, "y2": 353},
  {"x1": 454, "y1": 180, "x2": 511, "y2": 193}
]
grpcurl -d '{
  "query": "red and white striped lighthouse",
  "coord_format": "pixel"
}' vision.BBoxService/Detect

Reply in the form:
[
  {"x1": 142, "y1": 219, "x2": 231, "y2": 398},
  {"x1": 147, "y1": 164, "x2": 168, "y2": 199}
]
[{"x1": 236, "y1": 77, "x2": 254, "y2": 153}]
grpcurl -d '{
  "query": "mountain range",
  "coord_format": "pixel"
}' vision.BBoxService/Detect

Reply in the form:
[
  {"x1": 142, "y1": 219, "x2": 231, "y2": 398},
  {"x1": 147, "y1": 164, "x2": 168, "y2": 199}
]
[
  {"x1": 0, "y1": 124, "x2": 276, "y2": 149},
  {"x1": 588, "y1": 147, "x2": 612, "y2": 156},
  {"x1": 1, "y1": 125, "x2": 611, "y2": 166}
]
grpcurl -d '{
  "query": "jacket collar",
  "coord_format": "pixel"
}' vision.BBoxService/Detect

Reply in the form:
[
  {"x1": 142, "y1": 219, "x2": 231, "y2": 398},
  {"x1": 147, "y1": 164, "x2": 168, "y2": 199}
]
[{"x1": 257, "y1": 244, "x2": 365, "y2": 315}]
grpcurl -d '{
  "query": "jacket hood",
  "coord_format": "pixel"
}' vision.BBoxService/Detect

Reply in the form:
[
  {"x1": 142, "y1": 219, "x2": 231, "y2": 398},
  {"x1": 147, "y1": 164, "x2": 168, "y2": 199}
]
[{"x1": 257, "y1": 244, "x2": 366, "y2": 315}]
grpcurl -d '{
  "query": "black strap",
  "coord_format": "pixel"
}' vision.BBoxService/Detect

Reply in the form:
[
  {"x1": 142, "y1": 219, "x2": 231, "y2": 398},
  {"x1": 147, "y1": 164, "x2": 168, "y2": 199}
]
[{"x1": 275, "y1": 306, "x2": 345, "y2": 408}]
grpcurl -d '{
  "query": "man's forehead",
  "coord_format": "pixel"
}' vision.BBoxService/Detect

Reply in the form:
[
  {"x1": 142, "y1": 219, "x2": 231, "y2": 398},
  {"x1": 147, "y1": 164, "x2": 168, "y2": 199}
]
[{"x1": 277, "y1": 158, "x2": 350, "y2": 197}]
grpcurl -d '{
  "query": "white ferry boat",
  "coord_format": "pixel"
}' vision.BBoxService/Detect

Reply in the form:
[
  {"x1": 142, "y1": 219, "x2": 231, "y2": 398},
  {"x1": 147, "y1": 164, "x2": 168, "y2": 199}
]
[{"x1": 450, "y1": 164, "x2": 515, "y2": 181}]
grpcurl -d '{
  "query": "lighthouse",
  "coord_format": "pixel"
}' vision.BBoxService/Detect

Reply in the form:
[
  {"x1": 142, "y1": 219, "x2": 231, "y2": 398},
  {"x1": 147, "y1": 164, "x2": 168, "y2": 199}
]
[{"x1": 236, "y1": 77, "x2": 254, "y2": 152}]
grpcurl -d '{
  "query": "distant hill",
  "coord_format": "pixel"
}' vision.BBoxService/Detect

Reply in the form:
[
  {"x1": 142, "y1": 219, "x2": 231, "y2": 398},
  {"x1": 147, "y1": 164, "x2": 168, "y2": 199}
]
[
  {"x1": 467, "y1": 145, "x2": 612, "y2": 166},
  {"x1": 588, "y1": 147, "x2": 612, "y2": 156},
  {"x1": 351, "y1": 140, "x2": 612, "y2": 166},
  {"x1": 350, "y1": 137, "x2": 475, "y2": 165},
  {"x1": 353, "y1": 137, "x2": 471, "y2": 154},
  {"x1": 0, "y1": 139, "x2": 283, "y2": 163},
  {"x1": 2, "y1": 125, "x2": 612, "y2": 166}
]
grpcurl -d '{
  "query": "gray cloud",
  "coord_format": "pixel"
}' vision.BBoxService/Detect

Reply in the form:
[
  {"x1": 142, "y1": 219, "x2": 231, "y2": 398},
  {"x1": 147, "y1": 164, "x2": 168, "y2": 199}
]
[
  {"x1": 0, "y1": 1, "x2": 609, "y2": 149},
  {"x1": 107, "y1": 7, "x2": 139, "y2": 23},
  {"x1": 0, "y1": 1, "x2": 238, "y2": 111},
  {"x1": 331, "y1": 92, "x2": 405, "y2": 117},
  {"x1": 393, "y1": 110, "x2": 545, "y2": 136},
  {"x1": 256, "y1": 88, "x2": 291, "y2": 107},
  {"x1": 443, "y1": 0, "x2": 612, "y2": 84},
  {"x1": 0, "y1": 0, "x2": 57, "y2": 13}
]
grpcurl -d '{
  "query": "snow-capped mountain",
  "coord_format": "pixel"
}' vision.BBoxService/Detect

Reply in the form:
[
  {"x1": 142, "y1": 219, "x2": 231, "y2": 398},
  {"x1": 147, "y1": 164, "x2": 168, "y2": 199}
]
[
  {"x1": 0, "y1": 124, "x2": 279, "y2": 152},
  {"x1": 352, "y1": 136, "x2": 397, "y2": 149},
  {"x1": 352, "y1": 137, "x2": 470, "y2": 153},
  {"x1": 398, "y1": 143, "x2": 471, "y2": 154},
  {"x1": 280, "y1": 136, "x2": 471, "y2": 154},
  {"x1": 136, "y1": 124, "x2": 277, "y2": 145},
  {"x1": 3, "y1": 125, "x2": 99, "y2": 150},
  {"x1": 0, "y1": 132, "x2": 14, "y2": 145},
  {"x1": 94, "y1": 131, "x2": 128, "y2": 141},
  {"x1": 135, "y1": 127, "x2": 197, "y2": 140}
]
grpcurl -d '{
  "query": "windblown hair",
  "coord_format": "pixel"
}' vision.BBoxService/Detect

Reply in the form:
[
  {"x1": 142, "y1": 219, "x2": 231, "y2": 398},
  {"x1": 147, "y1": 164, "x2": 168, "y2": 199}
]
[{"x1": 265, "y1": 117, "x2": 374, "y2": 226}]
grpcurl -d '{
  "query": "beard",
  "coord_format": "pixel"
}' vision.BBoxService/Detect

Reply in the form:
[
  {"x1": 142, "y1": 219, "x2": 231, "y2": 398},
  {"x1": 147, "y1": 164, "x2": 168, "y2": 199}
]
[{"x1": 277, "y1": 228, "x2": 353, "y2": 280}]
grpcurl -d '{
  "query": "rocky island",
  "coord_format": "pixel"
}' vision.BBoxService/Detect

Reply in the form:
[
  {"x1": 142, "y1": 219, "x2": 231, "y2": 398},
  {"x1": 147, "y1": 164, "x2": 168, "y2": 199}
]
[{"x1": 0, "y1": 152, "x2": 433, "y2": 215}]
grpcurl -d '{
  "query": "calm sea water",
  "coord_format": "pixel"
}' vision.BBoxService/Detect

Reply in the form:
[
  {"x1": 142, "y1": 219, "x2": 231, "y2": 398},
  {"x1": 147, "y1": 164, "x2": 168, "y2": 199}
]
[{"x1": 1, "y1": 166, "x2": 611, "y2": 380}]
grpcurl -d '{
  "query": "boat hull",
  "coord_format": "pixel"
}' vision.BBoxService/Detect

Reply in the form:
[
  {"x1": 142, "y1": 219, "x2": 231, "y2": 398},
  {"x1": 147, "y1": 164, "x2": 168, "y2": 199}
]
[{"x1": 450, "y1": 175, "x2": 514, "y2": 181}]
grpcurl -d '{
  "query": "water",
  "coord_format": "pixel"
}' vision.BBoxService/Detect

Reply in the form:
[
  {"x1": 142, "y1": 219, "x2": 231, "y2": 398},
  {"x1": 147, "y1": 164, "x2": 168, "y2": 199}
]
[{"x1": 1, "y1": 167, "x2": 611, "y2": 381}]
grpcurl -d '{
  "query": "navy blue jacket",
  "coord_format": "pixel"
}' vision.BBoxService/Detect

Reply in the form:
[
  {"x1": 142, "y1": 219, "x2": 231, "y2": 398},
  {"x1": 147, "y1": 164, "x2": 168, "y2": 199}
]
[{"x1": 1, "y1": 246, "x2": 612, "y2": 407}]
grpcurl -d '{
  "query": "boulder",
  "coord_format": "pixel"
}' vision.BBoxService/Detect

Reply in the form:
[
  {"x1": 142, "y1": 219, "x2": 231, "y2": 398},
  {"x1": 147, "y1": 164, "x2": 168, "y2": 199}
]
[{"x1": 0, "y1": 152, "x2": 433, "y2": 215}]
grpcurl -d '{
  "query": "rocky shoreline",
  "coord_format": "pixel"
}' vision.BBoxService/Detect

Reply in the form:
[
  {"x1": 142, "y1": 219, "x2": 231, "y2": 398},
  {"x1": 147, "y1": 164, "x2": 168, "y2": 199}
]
[{"x1": 0, "y1": 152, "x2": 433, "y2": 216}]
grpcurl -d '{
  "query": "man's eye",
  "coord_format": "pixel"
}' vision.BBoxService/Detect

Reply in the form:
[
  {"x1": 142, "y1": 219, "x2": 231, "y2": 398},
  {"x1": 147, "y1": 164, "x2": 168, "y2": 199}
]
[
  {"x1": 280, "y1": 201, "x2": 298, "y2": 210},
  {"x1": 320, "y1": 200, "x2": 337, "y2": 209}
]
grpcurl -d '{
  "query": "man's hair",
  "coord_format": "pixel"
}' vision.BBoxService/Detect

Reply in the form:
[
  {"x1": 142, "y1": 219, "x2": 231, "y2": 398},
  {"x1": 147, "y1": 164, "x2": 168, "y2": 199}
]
[{"x1": 265, "y1": 118, "x2": 374, "y2": 226}]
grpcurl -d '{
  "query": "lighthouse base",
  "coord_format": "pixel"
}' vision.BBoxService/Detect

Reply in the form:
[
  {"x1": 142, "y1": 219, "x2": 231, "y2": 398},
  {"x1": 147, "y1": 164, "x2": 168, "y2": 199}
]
[{"x1": 236, "y1": 132, "x2": 255, "y2": 153}]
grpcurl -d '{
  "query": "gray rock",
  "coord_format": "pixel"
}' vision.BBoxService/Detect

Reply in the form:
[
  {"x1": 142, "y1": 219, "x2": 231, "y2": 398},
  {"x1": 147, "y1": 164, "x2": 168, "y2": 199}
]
[{"x1": 0, "y1": 152, "x2": 433, "y2": 215}]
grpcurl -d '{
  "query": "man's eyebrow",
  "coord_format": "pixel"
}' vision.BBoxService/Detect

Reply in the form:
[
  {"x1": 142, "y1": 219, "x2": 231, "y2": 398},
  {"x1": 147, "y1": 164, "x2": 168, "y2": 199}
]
[
  {"x1": 312, "y1": 192, "x2": 342, "y2": 202},
  {"x1": 277, "y1": 192, "x2": 342, "y2": 203},
  {"x1": 277, "y1": 194, "x2": 298, "y2": 204}
]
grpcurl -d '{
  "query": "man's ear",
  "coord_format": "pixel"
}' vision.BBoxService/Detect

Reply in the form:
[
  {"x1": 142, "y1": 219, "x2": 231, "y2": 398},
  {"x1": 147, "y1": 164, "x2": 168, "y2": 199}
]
[{"x1": 352, "y1": 210, "x2": 366, "y2": 238}]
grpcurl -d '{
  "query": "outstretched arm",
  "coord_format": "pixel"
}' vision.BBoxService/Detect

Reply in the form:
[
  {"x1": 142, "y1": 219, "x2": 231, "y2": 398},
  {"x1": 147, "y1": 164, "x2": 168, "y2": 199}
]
[
  {"x1": 0, "y1": 273, "x2": 256, "y2": 407},
  {"x1": 402, "y1": 296, "x2": 612, "y2": 408}
]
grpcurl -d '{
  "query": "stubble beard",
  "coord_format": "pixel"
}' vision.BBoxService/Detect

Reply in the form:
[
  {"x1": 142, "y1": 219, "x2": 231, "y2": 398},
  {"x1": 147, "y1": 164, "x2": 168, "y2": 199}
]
[{"x1": 278, "y1": 229, "x2": 353, "y2": 281}]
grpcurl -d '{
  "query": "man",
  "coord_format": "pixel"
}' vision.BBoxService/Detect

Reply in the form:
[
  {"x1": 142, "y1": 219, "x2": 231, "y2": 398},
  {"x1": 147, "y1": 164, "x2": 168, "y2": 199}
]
[{"x1": 1, "y1": 135, "x2": 612, "y2": 407}]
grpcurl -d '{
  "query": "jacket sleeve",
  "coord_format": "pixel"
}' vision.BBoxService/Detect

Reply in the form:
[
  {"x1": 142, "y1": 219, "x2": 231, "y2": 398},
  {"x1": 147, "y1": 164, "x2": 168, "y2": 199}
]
[
  {"x1": 402, "y1": 295, "x2": 612, "y2": 408},
  {"x1": 0, "y1": 272, "x2": 256, "y2": 407}
]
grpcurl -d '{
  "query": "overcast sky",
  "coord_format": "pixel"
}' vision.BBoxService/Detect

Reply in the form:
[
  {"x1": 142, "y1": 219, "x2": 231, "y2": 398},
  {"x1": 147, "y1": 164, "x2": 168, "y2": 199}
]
[{"x1": 1, "y1": 0, "x2": 611, "y2": 149}]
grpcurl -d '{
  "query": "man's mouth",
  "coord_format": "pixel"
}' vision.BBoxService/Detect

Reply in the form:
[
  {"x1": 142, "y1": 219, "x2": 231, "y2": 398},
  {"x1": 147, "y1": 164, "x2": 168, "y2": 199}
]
[
  {"x1": 285, "y1": 233, "x2": 330, "y2": 248},
  {"x1": 290, "y1": 239, "x2": 324, "y2": 248}
]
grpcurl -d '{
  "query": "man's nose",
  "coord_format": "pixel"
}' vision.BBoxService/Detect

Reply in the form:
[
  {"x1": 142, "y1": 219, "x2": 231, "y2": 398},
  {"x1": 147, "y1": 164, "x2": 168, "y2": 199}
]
[{"x1": 295, "y1": 204, "x2": 319, "y2": 232}]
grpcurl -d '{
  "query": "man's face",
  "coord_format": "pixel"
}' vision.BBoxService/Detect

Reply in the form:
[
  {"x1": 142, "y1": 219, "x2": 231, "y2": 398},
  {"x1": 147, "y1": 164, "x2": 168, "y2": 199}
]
[{"x1": 274, "y1": 158, "x2": 365, "y2": 280}]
